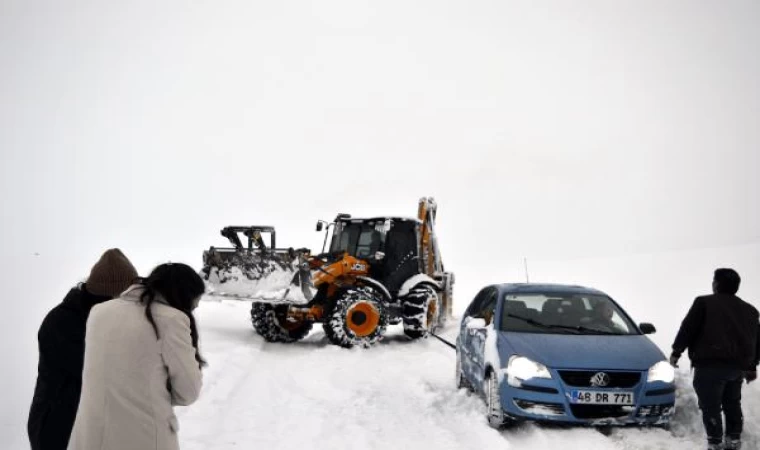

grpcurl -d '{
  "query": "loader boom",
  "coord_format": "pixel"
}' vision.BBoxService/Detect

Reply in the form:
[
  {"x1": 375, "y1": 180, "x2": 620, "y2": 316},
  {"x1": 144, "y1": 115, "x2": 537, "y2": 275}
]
[{"x1": 417, "y1": 197, "x2": 453, "y2": 319}]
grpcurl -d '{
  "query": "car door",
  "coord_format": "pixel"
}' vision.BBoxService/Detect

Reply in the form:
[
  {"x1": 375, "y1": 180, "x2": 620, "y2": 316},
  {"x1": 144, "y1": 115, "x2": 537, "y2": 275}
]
[
  {"x1": 460, "y1": 287, "x2": 497, "y2": 388},
  {"x1": 459, "y1": 288, "x2": 489, "y2": 382},
  {"x1": 470, "y1": 289, "x2": 497, "y2": 388}
]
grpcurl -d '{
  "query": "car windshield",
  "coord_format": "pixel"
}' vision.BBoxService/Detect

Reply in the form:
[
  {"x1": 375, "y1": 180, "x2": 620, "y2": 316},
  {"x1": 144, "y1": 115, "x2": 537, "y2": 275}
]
[{"x1": 499, "y1": 292, "x2": 638, "y2": 335}]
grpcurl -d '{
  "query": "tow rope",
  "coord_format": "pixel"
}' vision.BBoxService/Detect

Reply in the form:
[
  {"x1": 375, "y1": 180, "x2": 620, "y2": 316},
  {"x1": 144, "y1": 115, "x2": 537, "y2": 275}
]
[{"x1": 430, "y1": 332, "x2": 456, "y2": 350}]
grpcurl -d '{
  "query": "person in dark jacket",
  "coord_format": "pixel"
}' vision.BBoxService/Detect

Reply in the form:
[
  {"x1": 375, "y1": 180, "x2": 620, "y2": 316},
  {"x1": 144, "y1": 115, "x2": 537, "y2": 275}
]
[
  {"x1": 27, "y1": 248, "x2": 139, "y2": 450},
  {"x1": 671, "y1": 268, "x2": 760, "y2": 450}
]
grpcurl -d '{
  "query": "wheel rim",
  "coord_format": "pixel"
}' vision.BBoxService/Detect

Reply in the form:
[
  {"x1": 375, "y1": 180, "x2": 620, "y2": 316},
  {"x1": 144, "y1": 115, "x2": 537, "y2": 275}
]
[
  {"x1": 346, "y1": 301, "x2": 380, "y2": 337},
  {"x1": 275, "y1": 307, "x2": 305, "y2": 331},
  {"x1": 279, "y1": 316, "x2": 306, "y2": 331}
]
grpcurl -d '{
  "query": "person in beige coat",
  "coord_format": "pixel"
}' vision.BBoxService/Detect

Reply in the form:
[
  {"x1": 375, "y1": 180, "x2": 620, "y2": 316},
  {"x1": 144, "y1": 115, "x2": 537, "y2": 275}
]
[{"x1": 69, "y1": 263, "x2": 206, "y2": 450}]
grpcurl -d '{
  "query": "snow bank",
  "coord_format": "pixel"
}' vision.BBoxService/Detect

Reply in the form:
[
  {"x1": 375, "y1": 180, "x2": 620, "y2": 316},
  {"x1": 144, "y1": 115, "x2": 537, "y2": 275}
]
[
  {"x1": 179, "y1": 301, "x2": 510, "y2": 450},
  {"x1": 4, "y1": 244, "x2": 758, "y2": 449},
  {"x1": 173, "y1": 300, "x2": 760, "y2": 450}
]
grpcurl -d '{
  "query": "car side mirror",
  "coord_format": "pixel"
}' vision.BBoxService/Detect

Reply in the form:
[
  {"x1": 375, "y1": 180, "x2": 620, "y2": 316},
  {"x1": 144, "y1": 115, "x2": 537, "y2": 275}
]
[
  {"x1": 466, "y1": 318, "x2": 487, "y2": 329},
  {"x1": 639, "y1": 323, "x2": 656, "y2": 334},
  {"x1": 316, "y1": 222, "x2": 323, "y2": 232}
]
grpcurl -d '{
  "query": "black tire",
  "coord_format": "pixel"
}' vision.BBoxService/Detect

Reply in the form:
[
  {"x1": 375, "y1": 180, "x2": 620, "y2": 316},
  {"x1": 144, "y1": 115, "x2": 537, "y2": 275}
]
[
  {"x1": 322, "y1": 287, "x2": 388, "y2": 348},
  {"x1": 251, "y1": 303, "x2": 313, "y2": 343},
  {"x1": 485, "y1": 371, "x2": 509, "y2": 429},
  {"x1": 402, "y1": 285, "x2": 441, "y2": 339}
]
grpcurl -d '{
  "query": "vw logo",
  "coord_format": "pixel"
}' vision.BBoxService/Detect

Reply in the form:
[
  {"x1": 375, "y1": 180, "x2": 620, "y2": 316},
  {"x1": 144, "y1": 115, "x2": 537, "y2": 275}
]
[{"x1": 590, "y1": 372, "x2": 610, "y2": 387}]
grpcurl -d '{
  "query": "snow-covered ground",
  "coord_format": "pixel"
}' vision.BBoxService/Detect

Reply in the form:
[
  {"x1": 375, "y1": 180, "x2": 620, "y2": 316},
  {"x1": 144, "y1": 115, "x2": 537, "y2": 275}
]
[
  {"x1": 4, "y1": 243, "x2": 759, "y2": 449},
  {"x1": 175, "y1": 299, "x2": 760, "y2": 450}
]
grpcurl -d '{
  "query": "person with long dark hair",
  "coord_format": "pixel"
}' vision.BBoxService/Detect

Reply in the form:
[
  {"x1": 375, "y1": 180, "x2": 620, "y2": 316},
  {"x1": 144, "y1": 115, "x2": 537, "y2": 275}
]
[{"x1": 68, "y1": 263, "x2": 206, "y2": 450}]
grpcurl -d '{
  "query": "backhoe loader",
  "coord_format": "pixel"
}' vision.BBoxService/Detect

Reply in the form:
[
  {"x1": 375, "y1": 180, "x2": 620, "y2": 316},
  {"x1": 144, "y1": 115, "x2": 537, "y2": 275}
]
[{"x1": 201, "y1": 197, "x2": 454, "y2": 348}]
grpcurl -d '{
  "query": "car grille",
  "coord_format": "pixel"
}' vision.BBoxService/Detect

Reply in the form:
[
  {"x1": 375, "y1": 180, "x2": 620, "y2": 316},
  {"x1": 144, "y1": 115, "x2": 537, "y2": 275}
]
[
  {"x1": 637, "y1": 404, "x2": 675, "y2": 418},
  {"x1": 519, "y1": 384, "x2": 560, "y2": 394},
  {"x1": 558, "y1": 370, "x2": 641, "y2": 388},
  {"x1": 514, "y1": 400, "x2": 566, "y2": 416},
  {"x1": 570, "y1": 404, "x2": 634, "y2": 419}
]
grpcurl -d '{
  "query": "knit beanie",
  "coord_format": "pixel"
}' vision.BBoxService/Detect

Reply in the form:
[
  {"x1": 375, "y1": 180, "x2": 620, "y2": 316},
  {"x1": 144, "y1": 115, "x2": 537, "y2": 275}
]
[{"x1": 86, "y1": 248, "x2": 139, "y2": 298}]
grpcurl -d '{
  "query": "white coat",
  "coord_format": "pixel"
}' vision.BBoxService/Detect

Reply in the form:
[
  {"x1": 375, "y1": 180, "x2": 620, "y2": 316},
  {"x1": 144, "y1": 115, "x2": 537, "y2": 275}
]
[{"x1": 68, "y1": 285, "x2": 202, "y2": 450}]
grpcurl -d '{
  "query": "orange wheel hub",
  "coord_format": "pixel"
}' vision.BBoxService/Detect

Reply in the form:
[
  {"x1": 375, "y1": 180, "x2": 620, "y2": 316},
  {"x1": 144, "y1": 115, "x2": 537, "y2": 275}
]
[
  {"x1": 346, "y1": 301, "x2": 380, "y2": 337},
  {"x1": 426, "y1": 298, "x2": 438, "y2": 328}
]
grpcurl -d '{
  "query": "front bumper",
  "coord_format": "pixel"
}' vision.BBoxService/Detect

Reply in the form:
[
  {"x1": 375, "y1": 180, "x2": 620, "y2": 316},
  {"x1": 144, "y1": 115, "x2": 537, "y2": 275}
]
[{"x1": 499, "y1": 369, "x2": 676, "y2": 426}]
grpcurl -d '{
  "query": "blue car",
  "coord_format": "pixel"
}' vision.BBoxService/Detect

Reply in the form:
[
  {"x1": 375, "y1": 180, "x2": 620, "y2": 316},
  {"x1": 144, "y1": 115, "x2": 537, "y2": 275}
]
[{"x1": 456, "y1": 283, "x2": 676, "y2": 428}]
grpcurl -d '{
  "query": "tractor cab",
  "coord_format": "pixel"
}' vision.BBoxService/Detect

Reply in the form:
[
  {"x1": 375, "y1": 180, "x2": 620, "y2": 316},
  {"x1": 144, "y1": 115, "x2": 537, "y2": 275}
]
[{"x1": 320, "y1": 216, "x2": 421, "y2": 295}]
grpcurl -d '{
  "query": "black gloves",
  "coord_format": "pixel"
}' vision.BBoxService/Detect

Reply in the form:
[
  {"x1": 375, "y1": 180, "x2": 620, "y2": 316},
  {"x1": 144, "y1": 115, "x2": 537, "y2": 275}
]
[{"x1": 745, "y1": 370, "x2": 757, "y2": 384}]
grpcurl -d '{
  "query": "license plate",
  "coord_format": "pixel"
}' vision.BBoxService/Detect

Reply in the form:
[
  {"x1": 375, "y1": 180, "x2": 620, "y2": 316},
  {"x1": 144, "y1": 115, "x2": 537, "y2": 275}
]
[{"x1": 570, "y1": 390, "x2": 635, "y2": 405}]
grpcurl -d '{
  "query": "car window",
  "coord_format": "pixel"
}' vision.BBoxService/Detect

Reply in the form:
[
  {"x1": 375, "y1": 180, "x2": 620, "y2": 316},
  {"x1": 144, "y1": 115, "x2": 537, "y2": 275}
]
[
  {"x1": 480, "y1": 293, "x2": 497, "y2": 325},
  {"x1": 467, "y1": 289, "x2": 497, "y2": 325},
  {"x1": 500, "y1": 292, "x2": 637, "y2": 335},
  {"x1": 464, "y1": 287, "x2": 492, "y2": 318}
]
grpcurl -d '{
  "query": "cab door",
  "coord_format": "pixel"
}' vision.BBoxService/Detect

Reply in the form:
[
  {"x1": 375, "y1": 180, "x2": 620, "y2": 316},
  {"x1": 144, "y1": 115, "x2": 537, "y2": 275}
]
[{"x1": 381, "y1": 220, "x2": 419, "y2": 292}]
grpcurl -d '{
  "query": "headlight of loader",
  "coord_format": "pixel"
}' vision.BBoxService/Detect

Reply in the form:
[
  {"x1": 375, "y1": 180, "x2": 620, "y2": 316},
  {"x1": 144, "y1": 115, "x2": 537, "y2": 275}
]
[
  {"x1": 647, "y1": 361, "x2": 676, "y2": 384},
  {"x1": 506, "y1": 355, "x2": 552, "y2": 387}
]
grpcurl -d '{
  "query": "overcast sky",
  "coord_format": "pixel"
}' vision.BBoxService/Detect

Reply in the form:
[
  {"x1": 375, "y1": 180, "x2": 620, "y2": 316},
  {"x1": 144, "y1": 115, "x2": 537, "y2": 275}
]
[
  {"x1": 2, "y1": 0, "x2": 759, "y2": 274},
  {"x1": 2, "y1": 1, "x2": 759, "y2": 444}
]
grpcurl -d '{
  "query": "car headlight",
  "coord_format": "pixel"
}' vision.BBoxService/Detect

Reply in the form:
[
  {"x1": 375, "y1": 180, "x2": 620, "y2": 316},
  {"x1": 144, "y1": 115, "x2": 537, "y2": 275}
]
[
  {"x1": 506, "y1": 355, "x2": 552, "y2": 387},
  {"x1": 647, "y1": 361, "x2": 676, "y2": 383}
]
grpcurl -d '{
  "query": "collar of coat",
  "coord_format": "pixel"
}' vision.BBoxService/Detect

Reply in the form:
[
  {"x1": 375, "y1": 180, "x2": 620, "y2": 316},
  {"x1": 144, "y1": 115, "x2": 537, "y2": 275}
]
[{"x1": 121, "y1": 284, "x2": 170, "y2": 305}]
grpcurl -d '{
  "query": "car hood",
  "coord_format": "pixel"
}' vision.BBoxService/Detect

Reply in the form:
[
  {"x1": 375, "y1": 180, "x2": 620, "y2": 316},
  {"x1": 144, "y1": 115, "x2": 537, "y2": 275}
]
[{"x1": 498, "y1": 332, "x2": 666, "y2": 371}]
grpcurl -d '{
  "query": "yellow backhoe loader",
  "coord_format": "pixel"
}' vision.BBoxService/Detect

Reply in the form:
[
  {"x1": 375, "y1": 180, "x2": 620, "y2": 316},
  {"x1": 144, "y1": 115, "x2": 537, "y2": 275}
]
[{"x1": 201, "y1": 197, "x2": 454, "y2": 348}]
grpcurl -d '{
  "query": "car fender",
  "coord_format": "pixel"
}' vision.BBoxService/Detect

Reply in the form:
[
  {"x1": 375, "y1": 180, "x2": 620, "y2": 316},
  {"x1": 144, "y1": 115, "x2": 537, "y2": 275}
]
[{"x1": 483, "y1": 325, "x2": 504, "y2": 382}]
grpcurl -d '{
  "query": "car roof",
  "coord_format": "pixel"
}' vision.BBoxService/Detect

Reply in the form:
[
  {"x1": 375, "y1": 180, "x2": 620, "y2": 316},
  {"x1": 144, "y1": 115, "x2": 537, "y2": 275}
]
[{"x1": 496, "y1": 283, "x2": 607, "y2": 296}]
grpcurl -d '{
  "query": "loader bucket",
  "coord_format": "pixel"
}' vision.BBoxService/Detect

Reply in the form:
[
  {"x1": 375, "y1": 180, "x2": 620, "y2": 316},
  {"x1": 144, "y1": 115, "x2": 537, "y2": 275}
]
[{"x1": 202, "y1": 247, "x2": 316, "y2": 304}]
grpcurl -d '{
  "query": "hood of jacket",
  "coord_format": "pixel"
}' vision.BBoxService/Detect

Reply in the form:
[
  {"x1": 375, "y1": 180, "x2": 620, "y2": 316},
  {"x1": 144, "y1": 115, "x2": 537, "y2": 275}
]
[{"x1": 61, "y1": 285, "x2": 110, "y2": 317}]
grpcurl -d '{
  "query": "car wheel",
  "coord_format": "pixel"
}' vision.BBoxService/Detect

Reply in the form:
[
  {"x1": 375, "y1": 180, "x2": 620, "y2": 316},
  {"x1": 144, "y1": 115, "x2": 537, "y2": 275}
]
[{"x1": 485, "y1": 371, "x2": 509, "y2": 429}]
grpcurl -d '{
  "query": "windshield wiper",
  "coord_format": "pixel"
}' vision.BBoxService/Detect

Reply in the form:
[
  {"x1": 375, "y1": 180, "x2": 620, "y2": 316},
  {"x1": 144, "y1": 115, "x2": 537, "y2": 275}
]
[
  {"x1": 505, "y1": 313, "x2": 574, "y2": 332},
  {"x1": 571, "y1": 326, "x2": 620, "y2": 335},
  {"x1": 505, "y1": 314, "x2": 620, "y2": 335}
]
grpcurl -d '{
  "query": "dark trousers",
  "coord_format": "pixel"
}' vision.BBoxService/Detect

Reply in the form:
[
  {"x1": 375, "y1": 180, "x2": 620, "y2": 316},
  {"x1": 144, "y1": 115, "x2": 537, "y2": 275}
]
[{"x1": 692, "y1": 367, "x2": 744, "y2": 444}]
